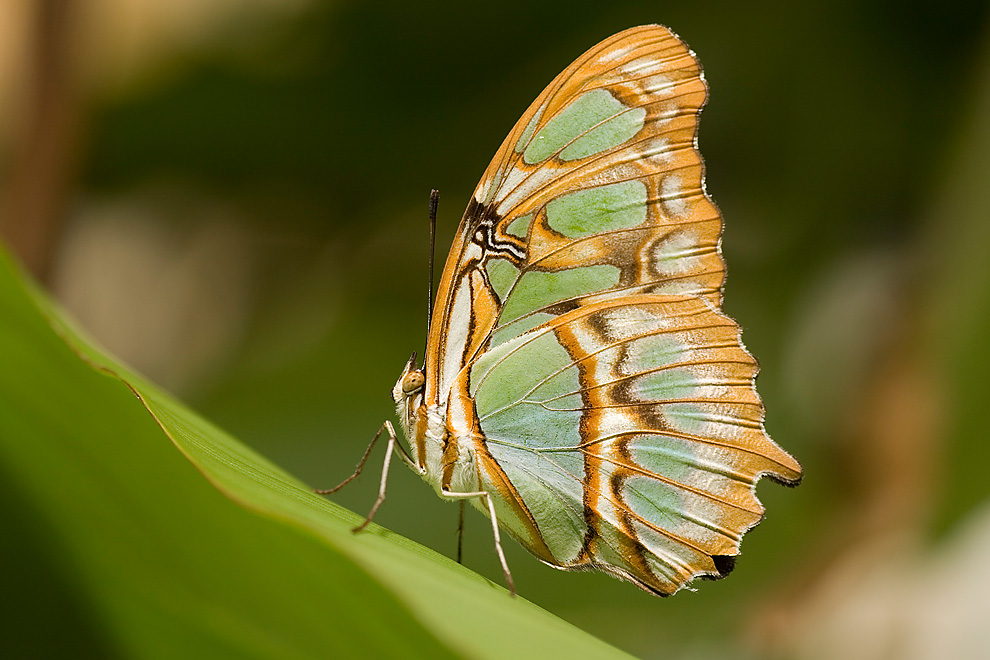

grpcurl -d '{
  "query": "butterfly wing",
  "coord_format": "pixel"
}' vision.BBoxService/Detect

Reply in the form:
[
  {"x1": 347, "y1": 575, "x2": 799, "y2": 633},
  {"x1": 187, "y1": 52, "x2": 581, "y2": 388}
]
[
  {"x1": 429, "y1": 24, "x2": 801, "y2": 595},
  {"x1": 462, "y1": 295, "x2": 801, "y2": 594}
]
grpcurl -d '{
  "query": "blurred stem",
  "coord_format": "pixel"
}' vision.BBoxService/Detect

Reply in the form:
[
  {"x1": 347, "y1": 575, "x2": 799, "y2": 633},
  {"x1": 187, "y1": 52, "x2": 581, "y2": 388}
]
[
  {"x1": 749, "y1": 318, "x2": 943, "y2": 657},
  {"x1": 0, "y1": 0, "x2": 83, "y2": 284}
]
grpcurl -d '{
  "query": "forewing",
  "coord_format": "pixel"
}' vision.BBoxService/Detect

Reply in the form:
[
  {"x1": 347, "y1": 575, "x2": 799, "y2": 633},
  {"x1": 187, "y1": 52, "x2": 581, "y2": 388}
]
[{"x1": 426, "y1": 25, "x2": 724, "y2": 399}]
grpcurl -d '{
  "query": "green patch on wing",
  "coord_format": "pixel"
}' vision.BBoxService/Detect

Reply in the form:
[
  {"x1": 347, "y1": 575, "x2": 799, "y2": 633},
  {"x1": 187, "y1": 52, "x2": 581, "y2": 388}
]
[
  {"x1": 546, "y1": 181, "x2": 648, "y2": 239},
  {"x1": 623, "y1": 477, "x2": 686, "y2": 530},
  {"x1": 660, "y1": 402, "x2": 715, "y2": 437},
  {"x1": 484, "y1": 442, "x2": 587, "y2": 563},
  {"x1": 623, "y1": 333, "x2": 689, "y2": 374},
  {"x1": 633, "y1": 368, "x2": 698, "y2": 402},
  {"x1": 491, "y1": 312, "x2": 555, "y2": 347},
  {"x1": 523, "y1": 89, "x2": 644, "y2": 164},
  {"x1": 471, "y1": 328, "x2": 587, "y2": 564},
  {"x1": 627, "y1": 436, "x2": 697, "y2": 486},
  {"x1": 471, "y1": 330, "x2": 578, "y2": 418},
  {"x1": 505, "y1": 214, "x2": 532, "y2": 239},
  {"x1": 486, "y1": 258, "x2": 520, "y2": 301},
  {"x1": 500, "y1": 265, "x2": 620, "y2": 326}
]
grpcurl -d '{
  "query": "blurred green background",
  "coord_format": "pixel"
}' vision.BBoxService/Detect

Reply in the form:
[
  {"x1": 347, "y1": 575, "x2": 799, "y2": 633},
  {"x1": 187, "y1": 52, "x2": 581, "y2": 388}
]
[{"x1": 2, "y1": 0, "x2": 989, "y2": 658}]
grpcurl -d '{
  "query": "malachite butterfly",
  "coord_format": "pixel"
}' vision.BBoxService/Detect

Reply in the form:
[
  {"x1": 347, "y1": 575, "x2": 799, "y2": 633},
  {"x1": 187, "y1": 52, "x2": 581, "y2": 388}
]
[{"x1": 324, "y1": 24, "x2": 802, "y2": 597}]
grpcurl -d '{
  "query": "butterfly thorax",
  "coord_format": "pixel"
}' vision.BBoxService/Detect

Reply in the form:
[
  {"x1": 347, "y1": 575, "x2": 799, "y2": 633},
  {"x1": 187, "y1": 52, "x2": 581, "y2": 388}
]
[{"x1": 392, "y1": 359, "x2": 481, "y2": 498}]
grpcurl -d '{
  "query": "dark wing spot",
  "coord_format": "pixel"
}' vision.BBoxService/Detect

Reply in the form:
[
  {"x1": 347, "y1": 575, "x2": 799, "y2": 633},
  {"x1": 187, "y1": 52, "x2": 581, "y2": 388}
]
[{"x1": 711, "y1": 554, "x2": 737, "y2": 577}]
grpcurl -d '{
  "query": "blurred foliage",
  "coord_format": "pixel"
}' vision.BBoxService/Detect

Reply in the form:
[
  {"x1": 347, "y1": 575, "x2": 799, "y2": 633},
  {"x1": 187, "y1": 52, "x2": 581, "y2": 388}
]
[{"x1": 2, "y1": 0, "x2": 990, "y2": 658}]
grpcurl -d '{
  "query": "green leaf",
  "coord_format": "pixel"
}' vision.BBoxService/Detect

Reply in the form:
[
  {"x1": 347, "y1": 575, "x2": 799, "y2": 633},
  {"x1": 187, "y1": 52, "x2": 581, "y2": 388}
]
[{"x1": 0, "y1": 244, "x2": 632, "y2": 660}]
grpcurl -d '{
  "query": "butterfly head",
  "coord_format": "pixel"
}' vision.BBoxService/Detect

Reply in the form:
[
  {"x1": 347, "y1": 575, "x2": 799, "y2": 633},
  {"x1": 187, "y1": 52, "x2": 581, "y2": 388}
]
[
  {"x1": 392, "y1": 352, "x2": 425, "y2": 440},
  {"x1": 392, "y1": 352, "x2": 425, "y2": 401}
]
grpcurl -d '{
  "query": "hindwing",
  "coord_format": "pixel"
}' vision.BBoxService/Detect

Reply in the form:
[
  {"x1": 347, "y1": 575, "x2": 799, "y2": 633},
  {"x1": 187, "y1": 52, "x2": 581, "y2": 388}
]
[{"x1": 464, "y1": 296, "x2": 801, "y2": 593}]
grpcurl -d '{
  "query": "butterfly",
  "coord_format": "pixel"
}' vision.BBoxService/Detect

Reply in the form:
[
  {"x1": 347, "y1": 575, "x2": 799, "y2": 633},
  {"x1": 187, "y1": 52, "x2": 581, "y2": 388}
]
[{"x1": 322, "y1": 24, "x2": 802, "y2": 597}]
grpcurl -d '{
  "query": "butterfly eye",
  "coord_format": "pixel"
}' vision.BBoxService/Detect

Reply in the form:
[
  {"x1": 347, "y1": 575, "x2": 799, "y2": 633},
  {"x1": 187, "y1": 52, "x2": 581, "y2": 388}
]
[{"x1": 401, "y1": 371, "x2": 425, "y2": 394}]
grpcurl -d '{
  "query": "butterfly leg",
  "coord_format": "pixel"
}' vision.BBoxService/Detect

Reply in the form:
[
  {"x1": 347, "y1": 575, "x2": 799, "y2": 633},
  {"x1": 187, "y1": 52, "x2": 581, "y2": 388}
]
[
  {"x1": 315, "y1": 420, "x2": 416, "y2": 532},
  {"x1": 441, "y1": 488, "x2": 516, "y2": 597},
  {"x1": 456, "y1": 500, "x2": 465, "y2": 564}
]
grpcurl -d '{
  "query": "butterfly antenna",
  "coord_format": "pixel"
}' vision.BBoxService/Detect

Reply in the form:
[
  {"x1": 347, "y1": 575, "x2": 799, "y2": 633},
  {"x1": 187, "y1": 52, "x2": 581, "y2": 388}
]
[{"x1": 425, "y1": 189, "x2": 439, "y2": 361}]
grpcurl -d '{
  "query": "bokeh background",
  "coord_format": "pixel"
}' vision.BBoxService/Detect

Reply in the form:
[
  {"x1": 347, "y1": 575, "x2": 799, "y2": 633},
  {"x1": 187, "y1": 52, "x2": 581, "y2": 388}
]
[{"x1": 2, "y1": 0, "x2": 989, "y2": 658}]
